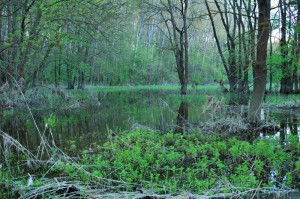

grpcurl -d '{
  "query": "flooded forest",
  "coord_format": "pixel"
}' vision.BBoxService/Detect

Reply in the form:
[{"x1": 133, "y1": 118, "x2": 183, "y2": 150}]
[{"x1": 1, "y1": 0, "x2": 300, "y2": 198}]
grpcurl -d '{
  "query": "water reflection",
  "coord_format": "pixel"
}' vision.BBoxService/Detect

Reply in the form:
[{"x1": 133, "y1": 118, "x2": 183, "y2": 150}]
[
  {"x1": 175, "y1": 102, "x2": 189, "y2": 133},
  {"x1": 0, "y1": 91, "x2": 300, "y2": 151}
]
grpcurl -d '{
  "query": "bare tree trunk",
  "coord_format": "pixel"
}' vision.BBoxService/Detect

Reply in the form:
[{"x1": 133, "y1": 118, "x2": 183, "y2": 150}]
[
  {"x1": 58, "y1": 46, "x2": 62, "y2": 87},
  {"x1": 67, "y1": 64, "x2": 74, "y2": 89},
  {"x1": 6, "y1": 1, "x2": 12, "y2": 84},
  {"x1": 205, "y1": 0, "x2": 230, "y2": 82},
  {"x1": 237, "y1": 0, "x2": 243, "y2": 92},
  {"x1": 164, "y1": 0, "x2": 189, "y2": 95},
  {"x1": 55, "y1": 58, "x2": 58, "y2": 88},
  {"x1": 18, "y1": 5, "x2": 42, "y2": 79},
  {"x1": 238, "y1": 0, "x2": 250, "y2": 93},
  {"x1": 269, "y1": 19, "x2": 273, "y2": 93},
  {"x1": 243, "y1": 0, "x2": 257, "y2": 89},
  {"x1": 182, "y1": 0, "x2": 189, "y2": 95},
  {"x1": 0, "y1": 5, "x2": 4, "y2": 85},
  {"x1": 214, "y1": 0, "x2": 238, "y2": 92},
  {"x1": 77, "y1": 46, "x2": 89, "y2": 90},
  {"x1": 295, "y1": 0, "x2": 300, "y2": 92},
  {"x1": 248, "y1": 0, "x2": 270, "y2": 124},
  {"x1": 279, "y1": 0, "x2": 290, "y2": 94}
]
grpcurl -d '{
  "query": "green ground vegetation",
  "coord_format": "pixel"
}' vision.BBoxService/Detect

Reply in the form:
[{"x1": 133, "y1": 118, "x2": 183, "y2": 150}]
[
  {"x1": 89, "y1": 85, "x2": 220, "y2": 93},
  {"x1": 1, "y1": 130, "x2": 299, "y2": 198}
]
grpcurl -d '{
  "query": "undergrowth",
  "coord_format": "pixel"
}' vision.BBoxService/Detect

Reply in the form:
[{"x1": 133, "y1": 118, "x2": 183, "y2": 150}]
[{"x1": 1, "y1": 129, "x2": 299, "y2": 198}]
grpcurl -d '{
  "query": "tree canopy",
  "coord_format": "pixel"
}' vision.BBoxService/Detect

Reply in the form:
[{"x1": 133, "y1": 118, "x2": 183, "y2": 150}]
[{"x1": 0, "y1": 0, "x2": 299, "y2": 99}]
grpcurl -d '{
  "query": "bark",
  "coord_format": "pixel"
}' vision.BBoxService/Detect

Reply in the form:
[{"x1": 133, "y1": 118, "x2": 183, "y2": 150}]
[
  {"x1": 237, "y1": 0, "x2": 250, "y2": 93},
  {"x1": 279, "y1": 0, "x2": 290, "y2": 94},
  {"x1": 248, "y1": 0, "x2": 270, "y2": 124},
  {"x1": 183, "y1": 0, "x2": 189, "y2": 94},
  {"x1": 292, "y1": 26, "x2": 297, "y2": 92},
  {"x1": 269, "y1": 21, "x2": 273, "y2": 92},
  {"x1": 0, "y1": 5, "x2": 3, "y2": 85},
  {"x1": 294, "y1": 0, "x2": 300, "y2": 92},
  {"x1": 237, "y1": 0, "x2": 243, "y2": 92},
  {"x1": 240, "y1": 14, "x2": 250, "y2": 93},
  {"x1": 286, "y1": 4, "x2": 293, "y2": 92}
]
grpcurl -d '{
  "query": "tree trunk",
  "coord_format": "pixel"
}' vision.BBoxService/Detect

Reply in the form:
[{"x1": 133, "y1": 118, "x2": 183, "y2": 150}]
[
  {"x1": 279, "y1": 0, "x2": 290, "y2": 94},
  {"x1": 67, "y1": 64, "x2": 74, "y2": 89},
  {"x1": 269, "y1": 21, "x2": 273, "y2": 92},
  {"x1": 165, "y1": 0, "x2": 189, "y2": 95},
  {"x1": 205, "y1": 0, "x2": 230, "y2": 85},
  {"x1": 238, "y1": 0, "x2": 250, "y2": 93},
  {"x1": 248, "y1": 0, "x2": 270, "y2": 124},
  {"x1": 6, "y1": 1, "x2": 12, "y2": 85},
  {"x1": 18, "y1": 7, "x2": 42, "y2": 79},
  {"x1": 242, "y1": 0, "x2": 257, "y2": 89},
  {"x1": 0, "y1": 5, "x2": 4, "y2": 85},
  {"x1": 237, "y1": 0, "x2": 243, "y2": 92},
  {"x1": 294, "y1": 0, "x2": 300, "y2": 92},
  {"x1": 77, "y1": 46, "x2": 88, "y2": 90},
  {"x1": 183, "y1": 0, "x2": 189, "y2": 94},
  {"x1": 214, "y1": 0, "x2": 238, "y2": 92},
  {"x1": 32, "y1": 43, "x2": 54, "y2": 86},
  {"x1": 55, "y1": 59, "x2": 58, "y2": 88}
]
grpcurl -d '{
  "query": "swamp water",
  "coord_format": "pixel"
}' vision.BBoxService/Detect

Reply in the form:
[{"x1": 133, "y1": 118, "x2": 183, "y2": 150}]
[
  {"x1": 1, "y1": 90, "x2": 300, "y2": 153},
  {"x1": 1, "y1": 90, "x2": 300, "y2": 198}
]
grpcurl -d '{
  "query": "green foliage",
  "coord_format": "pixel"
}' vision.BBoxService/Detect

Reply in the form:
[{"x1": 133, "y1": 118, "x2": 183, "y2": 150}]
[
  {"x1": 296, "y1": 158, "x2": 300, "y2": 173},
  {"x1": 43, "y1": 115, "x2": 58, "y2": 128},
  {"x1": 90, "y1": 85, "x2": 219, "y2": 92},
  {"x1": 44, "y1": 131, "x2": 299, "y2": 194},
  {"x1": 267, "y1": 52, "x2": 282, "y2": 85},
  {"x1": 1, "y1": 128, "x2": 299, "y2": 196}
]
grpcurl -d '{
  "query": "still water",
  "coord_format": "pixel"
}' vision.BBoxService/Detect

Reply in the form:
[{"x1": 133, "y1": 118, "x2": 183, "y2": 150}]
[
  {"x1": 1, "y1": 90, "x2": 300, "y2": 198},
  {"x1": 0, "y1": 90, "x2": 299, "y2": 152}
]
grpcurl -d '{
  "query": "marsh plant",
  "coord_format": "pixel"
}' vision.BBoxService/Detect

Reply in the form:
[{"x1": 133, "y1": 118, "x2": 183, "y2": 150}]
[{"x1": 0, "y1": 128, "x2": 299, "y2": 198}]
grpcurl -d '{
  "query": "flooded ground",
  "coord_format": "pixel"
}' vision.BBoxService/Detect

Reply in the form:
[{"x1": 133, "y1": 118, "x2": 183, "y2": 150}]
[
  {"x1": 0, "y1": 90, "x2": 299, "y2": 153},
  {"x1": 1, "y1": 89, "x2": 300, "y2": 198}
]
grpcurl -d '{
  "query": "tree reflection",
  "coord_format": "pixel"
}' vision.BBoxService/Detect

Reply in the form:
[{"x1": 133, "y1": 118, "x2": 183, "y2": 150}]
[{"x1": 175, "y1": 102, "x2": 189, "y2": 133}]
